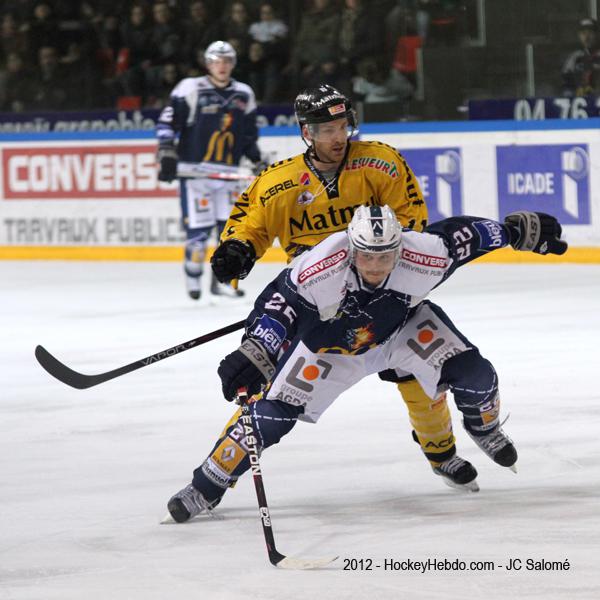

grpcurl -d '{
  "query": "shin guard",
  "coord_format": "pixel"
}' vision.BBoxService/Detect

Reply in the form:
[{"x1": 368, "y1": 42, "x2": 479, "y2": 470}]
[
  {"x1": 192, "y1": 399, "x2": 300, "y2": 502},
  {"x1": 397, "y1": 378, "x2": 456, "y2": 465}
]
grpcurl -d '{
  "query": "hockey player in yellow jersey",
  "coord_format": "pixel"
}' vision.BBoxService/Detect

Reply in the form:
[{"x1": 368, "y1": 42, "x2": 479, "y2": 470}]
[{"x1": 208, "y1": 85, "x2": 477, "y2": 491}]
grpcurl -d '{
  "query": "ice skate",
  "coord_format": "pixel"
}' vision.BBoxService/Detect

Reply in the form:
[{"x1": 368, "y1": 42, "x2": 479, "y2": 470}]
[
  {"x1": 165, "y1": 483, "x2": 221, "y2": 523},
  {"x1": 210, "y1": 274, "x2": 245, "y2": 298},
  {"x1": 465, "y1": 423, "x2": 517, "y2": 472},
  {"x1": 186, "y1": 275, "x2": 201, "y2": 300},
  {"x1": 432, "y1": 455, "x2": 479, "y2": 492}
]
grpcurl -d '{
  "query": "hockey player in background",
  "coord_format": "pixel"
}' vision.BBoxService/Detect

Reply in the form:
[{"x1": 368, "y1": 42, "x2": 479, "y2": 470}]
[
  {"x1": 156, "y1": 41, "x2": 264, "y2": 300},
  {"x1": 209, "y1": 84, "x2": 477, "y2": 491},
  {"x1": 166, "y1": 205, "x2": 567, "y2": 522}
]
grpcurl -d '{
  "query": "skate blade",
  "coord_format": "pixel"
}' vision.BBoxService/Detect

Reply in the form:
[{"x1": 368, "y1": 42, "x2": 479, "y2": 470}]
[
  {"x1": 160, "y1": 510, "x2": 224, "y2": 524},
  {"x1": 276, "y1": 555, "x2": 338, "y2": 570},
  {"x1": 440, "y1": 476, "x2": 480, "y2": 493}
]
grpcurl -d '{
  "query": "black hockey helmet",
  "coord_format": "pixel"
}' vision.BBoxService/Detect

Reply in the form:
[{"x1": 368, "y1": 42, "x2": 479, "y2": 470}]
[{"x1": 294, "y1": 84, "x2": 357, "y2": 129}]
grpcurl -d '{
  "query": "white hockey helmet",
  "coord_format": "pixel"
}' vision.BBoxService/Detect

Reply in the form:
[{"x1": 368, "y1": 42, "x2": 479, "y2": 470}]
[
  {"x1": 347, "y1": 205, "x2": 402, "y2": 260},
  {"x1": 204, "y1": 41, "x2": 237, "y2": 67}
]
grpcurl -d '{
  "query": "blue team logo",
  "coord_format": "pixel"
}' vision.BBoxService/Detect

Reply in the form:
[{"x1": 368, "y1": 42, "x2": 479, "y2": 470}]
[
  {"x1": 401, "y1": 148, "x2": 463, "y2": 222},
  {"x1": 496, "y1": 145, "x2": 590, "y2": 224},
  {"x1": 251, "y1": 314, "x2": 287, "y2": 355}
]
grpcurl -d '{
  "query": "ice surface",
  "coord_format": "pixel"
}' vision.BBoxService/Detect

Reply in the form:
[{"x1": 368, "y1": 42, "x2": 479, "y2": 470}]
[{"x1": 1, "y1": 260, "x2": 599, "y2": 599}]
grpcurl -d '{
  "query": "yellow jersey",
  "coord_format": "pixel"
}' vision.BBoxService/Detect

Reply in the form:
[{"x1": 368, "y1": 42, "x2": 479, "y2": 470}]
[{"x1": 222, "y1": 140, "x2": 427, "y2": 261}]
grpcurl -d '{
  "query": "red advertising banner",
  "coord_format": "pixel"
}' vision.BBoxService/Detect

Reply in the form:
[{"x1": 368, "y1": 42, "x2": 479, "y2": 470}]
[{"x1": 2, "y1": 144, "x2": 177, "y2": 199}]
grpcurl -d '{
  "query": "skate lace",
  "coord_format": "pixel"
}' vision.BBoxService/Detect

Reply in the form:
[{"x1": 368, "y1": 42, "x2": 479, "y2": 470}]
[
  {"x1": 438, "y1": 455, "x2": 468, "y2": 475},
  {"x1": 475, "y1": 427, "x2": 512, "y2": 454},
  {"x1": 179, "y1": 485, "x2": 220, "y2": 519}
]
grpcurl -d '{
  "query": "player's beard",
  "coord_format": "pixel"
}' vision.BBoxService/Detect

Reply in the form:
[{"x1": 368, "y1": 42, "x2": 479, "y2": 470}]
[{"x1": 312, "y1": 140, "x2": 347, "y2": 167}]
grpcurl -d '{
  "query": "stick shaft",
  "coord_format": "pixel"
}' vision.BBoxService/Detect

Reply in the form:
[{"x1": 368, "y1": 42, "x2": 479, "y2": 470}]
[{"x1": 35, "y1": 319, "x2": 246, "y2": 389}]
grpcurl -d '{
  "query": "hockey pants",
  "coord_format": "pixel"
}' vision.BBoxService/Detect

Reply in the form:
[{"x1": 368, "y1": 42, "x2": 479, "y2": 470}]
[{"x1": 193, "y1": 305, "x2": 499, "y2": 502}]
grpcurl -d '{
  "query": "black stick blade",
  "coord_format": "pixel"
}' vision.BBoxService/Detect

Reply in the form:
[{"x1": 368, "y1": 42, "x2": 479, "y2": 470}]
[{"x1": 35, "y1": 345, "x2": 106, "y2": 389}]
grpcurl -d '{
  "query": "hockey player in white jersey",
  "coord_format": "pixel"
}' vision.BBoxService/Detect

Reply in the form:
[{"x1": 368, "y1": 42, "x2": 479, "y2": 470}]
[
  {"x1": 167, "y1": 206, "x2": 567, "y2": 522},
  {"x1": 156, "y1": 41, "x2": 263, "y2": 300}
]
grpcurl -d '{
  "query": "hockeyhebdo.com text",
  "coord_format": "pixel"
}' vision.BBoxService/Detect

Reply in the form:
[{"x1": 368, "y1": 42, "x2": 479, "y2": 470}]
[{"x1": 342, "y1": 557, "x2": 571, "y2": 573}]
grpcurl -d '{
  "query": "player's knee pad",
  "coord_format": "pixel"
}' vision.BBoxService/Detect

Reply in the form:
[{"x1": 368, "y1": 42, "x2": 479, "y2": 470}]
[
  {"x1": 194, "y1": 399, "x2": 300, "y2": 494},
  {"x1": 398, "y1": 379, "x2": 456, "y2": 463},
  {"x1": 440, "y1": 349, "x2": 500, "y2": 434}
]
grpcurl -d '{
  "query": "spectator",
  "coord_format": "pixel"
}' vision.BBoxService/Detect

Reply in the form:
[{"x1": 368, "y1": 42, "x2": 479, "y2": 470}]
[
  {"x1": 334, "y1": 0, "x2": 386, "y2": 93},
  {"x1": 286, "y1": 0, "x2": 339, "y2": 89},
  {"x1": 352, "y1": 56, "x2": 414, "y2": 103},
  {"x1": 120, "y1": 4, "x2": 154, "y2": 68},
  {"x1": 116, "y1": 4, "x2": 156, "y2": 98},
  {"x1": 562, "y1": 18, "x2": 600, "y2": 97},
  {"x1": 1, "y1": 12, "x2": 29, "y2": 60},
  {"x1": 2, "y1": 1, "x2": 37, "y2": 24},
  {"x1": 30, "y1": 45, "x2": 71, "y2": 110},
  {"x1": 181, "y1": 1, "x2": 219, "y2": 68},
  {"x1": 220, "y1": 2, "x2": 252, "y2": 56},
  {"x1": 385, "y1": 1, "x2": 430, "y2": 49},
  {"x1": 144, "y1": 61, "x2": 181, "y2": 107},
  {"x1": 247, "y1": 2, "x2": 287, "y2": 101},
  {"x1": 61, "y1": 40, "x2": 100, "y2": 109},
  {"x1": 96, "y1": 13, "x2": 122, "y2": 59},
  {"x1": 227, "y1": 35, "x2": 251, "y2": 81},
  {"x1": 248, "y1": 3, "x2": 287, "y2": 49},
  {"x1": 149, "y1": 1, "x2": 183, "y2": 64},
  {"x1": 0, "y1": 50, "x2": 35, "y2": 111},
  {"x1": 23, "y1": 2, "x2": 60, "y2": 60}
]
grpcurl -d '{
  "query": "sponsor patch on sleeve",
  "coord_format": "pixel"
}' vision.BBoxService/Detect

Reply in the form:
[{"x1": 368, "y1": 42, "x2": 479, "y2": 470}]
[
  {"x1": 250, "y1": 314, "x2": 287, "y2": 355},
  {"x1": 298, "y1": 249, "x2": 348, "y2": 283},
  {"x1": 472, "y1": 220, "x2": 508, "y2": 249},
  {"x1": 401, "y1": 248, "x2": 448, "y2": 269}
]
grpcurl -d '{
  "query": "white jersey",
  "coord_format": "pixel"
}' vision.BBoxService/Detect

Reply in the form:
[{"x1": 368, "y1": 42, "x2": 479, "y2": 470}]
[
  {"x1": 289, "y1": 229, "x2": 452, "y2": 323},
  {"x1": 244, "y1": 215, "x2": 512, "y2": 421}
]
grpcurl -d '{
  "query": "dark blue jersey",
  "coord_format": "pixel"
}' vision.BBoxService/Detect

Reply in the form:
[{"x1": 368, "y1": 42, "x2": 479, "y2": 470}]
[
  {"x1": 156, "y1": 76, "x2": 261, "y2": 166},
  {"x1": 242, "y1": 216, "x2": 511, "y2": 360}
]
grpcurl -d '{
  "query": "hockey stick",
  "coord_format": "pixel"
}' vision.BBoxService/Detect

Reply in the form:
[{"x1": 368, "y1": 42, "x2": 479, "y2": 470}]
[
  {"x1": 177, "y1": 162, "x2": 256, "y2": 181},
  {"x1": 35, "y1": 320, "x2": 246, "y2": 390},
  {"x1": 237, "y1": 388, "x2": 338, "y2": 570}
]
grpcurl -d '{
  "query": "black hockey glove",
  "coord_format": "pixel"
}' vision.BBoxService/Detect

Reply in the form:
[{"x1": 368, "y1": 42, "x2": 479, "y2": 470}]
[
  {"x1": 157, "y1": 146, "x2": 178, "y2": 182},
  {"x1": 504, "y1": 211, "x2": 568, "y2": 255},
  {"x1": 211, "y1": 239, "x2": 257, "y2": 282},
  {"x1": 218, "y1": 339, "x2": 276, "y2": 402}
]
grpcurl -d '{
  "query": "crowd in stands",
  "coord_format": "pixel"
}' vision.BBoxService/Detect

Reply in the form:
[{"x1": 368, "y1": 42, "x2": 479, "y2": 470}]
[{"x1": 0, "y1": 0, "x2": 509, "y2": 113}]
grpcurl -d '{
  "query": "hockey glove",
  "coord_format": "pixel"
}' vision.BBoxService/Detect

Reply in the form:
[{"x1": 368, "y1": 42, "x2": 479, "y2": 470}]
[
  {"x1": 218, "y1": 339, "x2": 276, "y2": 402},
  {"x1": 211, "y1": 239, "x2": 257, "y2": 282},
  {"x1": 157, "y1": 146, "x2": 178, "y2": 182},
  {"x1": 504, "y1": 211, "x2": 568, "y2": 255},
  {"x1": 252, "y1": 160, "x2": 269, "y2": 176}
]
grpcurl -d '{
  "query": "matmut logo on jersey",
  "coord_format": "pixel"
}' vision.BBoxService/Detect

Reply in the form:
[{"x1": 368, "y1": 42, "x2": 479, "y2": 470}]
[
  {"x1": 2, "y1": 145, "x2": 176, "y2": 199},
  {"x1": 298, "y1": 249, "x2": 348, "y2": 283},
  {"x1": 401, "y1": 148, "x2": 463, "y2": 222},
  {"x1": 496, "y1": 144, "x2": 590, "y2": 224}
]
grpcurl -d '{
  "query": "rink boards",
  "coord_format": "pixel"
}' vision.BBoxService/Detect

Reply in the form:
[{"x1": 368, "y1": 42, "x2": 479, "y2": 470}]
[{"x1": 0, "y1": 119, "x2": 598, "y2": 262}]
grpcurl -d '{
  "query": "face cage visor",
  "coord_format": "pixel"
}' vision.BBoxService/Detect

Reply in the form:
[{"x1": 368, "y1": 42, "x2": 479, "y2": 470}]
[{"x1": 304, "y1": 119, "x2": 358, "y2": 143}]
